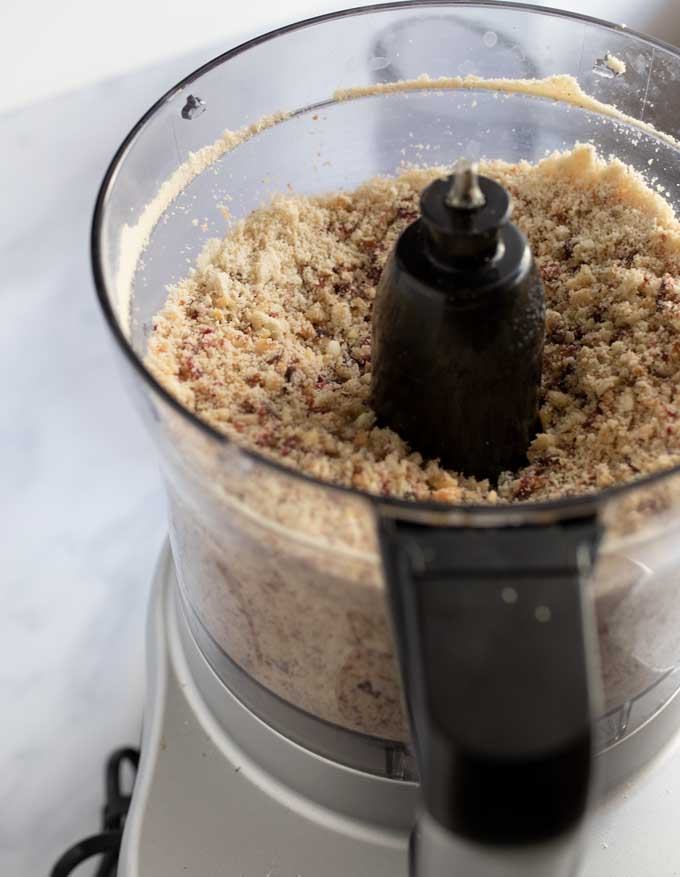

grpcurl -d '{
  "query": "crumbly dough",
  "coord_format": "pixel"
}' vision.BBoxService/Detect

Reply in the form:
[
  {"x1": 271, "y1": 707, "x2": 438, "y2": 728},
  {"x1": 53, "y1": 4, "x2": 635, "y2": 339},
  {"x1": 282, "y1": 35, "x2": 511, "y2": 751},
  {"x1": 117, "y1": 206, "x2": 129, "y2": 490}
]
[
  {"x1": 147, "y1": 144, "x2": 680, "y2": 504},
  {"x1": 605, "y1": 53, "x2": 627, "y2": 76},
  {"x1": 115, "y1": 74, "x2": 679, "y2": 339}
]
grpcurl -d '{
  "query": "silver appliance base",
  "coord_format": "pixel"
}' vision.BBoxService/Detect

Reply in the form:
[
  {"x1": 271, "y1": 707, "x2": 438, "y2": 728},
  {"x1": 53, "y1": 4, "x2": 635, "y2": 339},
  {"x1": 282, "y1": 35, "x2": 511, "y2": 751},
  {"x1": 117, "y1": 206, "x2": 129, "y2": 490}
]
[{"x1": 119, "y1": 545, "x2": 680, "y2": 876}]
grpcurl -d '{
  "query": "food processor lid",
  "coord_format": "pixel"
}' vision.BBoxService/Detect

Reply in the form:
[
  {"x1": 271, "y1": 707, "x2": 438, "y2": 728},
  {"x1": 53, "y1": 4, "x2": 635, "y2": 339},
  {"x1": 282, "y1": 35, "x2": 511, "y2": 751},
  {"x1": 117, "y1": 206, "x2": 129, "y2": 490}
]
[{"x1": 90, "y1": 0, "x2": 680, "y2": 524}]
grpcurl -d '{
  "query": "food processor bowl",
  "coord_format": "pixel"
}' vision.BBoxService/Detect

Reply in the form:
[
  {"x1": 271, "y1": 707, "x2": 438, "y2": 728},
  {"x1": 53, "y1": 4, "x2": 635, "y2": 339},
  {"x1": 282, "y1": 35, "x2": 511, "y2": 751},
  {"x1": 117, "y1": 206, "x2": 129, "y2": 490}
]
[{"x1": 93, "y1": 2, "x2": 680, "y2": 873}]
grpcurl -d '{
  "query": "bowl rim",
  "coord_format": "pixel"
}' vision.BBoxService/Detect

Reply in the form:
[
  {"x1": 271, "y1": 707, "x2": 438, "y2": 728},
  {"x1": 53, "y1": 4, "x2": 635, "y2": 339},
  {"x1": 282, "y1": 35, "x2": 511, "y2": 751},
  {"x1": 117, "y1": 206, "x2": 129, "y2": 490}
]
[{"x1": 91, "y1": 0, "x2": 680, "y2": 523}]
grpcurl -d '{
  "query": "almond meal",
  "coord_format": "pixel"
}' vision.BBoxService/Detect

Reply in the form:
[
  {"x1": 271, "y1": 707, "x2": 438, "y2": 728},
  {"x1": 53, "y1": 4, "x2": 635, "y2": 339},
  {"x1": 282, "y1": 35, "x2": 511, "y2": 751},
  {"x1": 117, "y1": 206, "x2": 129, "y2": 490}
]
[{"x1": 147, "y1": 144, "x2": 680, "y2": 504}]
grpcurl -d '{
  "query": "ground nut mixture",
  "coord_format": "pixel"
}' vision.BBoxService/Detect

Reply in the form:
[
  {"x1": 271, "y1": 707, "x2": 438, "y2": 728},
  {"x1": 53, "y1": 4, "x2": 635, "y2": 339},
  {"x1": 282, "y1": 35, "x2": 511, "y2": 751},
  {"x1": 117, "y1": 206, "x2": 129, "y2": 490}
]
[{"x1": 147, "y1": 145, "x2": 680, "y2": 503}]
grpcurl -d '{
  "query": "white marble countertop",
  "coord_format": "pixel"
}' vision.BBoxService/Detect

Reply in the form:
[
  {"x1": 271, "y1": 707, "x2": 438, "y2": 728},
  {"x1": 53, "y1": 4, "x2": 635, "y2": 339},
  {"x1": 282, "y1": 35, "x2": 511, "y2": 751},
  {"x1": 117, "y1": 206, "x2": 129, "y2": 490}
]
[
  {"x1": 4, "y1": 5, "x2": 680, "y2": 876},
  {"x1": 3, "y1": 0, "x2": 680, "y2": 114},
  {"x1": 0, "y1": 48, "x2": 221, "y2": 877}
]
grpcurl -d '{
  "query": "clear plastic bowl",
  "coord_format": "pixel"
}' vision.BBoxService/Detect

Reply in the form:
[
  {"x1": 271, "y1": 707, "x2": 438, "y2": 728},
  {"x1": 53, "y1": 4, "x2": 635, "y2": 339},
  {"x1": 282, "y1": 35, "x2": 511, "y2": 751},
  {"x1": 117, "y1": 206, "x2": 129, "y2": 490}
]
[{"x1": 93, "y1": 2, "x2": 680, "y2": 778}]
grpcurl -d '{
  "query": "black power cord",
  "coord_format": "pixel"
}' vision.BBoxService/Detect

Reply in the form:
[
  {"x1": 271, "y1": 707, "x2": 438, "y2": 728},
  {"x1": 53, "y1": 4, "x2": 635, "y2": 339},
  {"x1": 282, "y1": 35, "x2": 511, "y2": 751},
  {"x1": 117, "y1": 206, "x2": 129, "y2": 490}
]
[{"x1": 50, "y1": 747, "x2": 140, "y2": 877}]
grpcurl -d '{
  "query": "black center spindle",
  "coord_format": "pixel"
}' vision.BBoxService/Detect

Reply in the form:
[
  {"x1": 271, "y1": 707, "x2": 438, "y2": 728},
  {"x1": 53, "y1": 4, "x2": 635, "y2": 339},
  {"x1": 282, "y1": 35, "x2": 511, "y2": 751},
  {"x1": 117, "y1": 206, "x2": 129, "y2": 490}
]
[{"x1": 371, "y1": 161, "x2": 545, "y2": 484}]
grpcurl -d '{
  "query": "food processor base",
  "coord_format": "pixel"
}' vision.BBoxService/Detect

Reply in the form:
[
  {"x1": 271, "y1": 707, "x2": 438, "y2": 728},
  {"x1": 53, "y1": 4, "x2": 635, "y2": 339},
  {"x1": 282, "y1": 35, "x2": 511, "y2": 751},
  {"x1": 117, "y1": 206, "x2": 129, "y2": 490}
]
[{"x1": 119, "y1": 545, "x2": 680, "y2": 876}]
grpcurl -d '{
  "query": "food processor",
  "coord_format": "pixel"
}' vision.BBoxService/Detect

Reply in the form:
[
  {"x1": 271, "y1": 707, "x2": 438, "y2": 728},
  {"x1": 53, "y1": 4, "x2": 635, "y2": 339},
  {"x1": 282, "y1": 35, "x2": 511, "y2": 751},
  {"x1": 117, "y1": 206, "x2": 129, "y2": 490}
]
[{"x1": 90, "y1": 3, "x2": 680, "y2": 875}]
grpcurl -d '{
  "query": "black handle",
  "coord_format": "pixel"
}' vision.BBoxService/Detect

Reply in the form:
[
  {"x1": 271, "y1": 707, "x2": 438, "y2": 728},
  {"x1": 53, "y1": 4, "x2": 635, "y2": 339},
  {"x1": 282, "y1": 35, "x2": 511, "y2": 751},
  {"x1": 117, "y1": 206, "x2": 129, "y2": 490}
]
[{"x1": 378, "y1": 516, "x2": 602, "y2": 872}]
